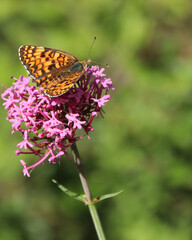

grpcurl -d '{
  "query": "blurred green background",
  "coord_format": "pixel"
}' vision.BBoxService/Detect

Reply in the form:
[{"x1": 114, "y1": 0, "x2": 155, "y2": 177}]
[{"x1": 1, "y1": 0, "x2": 192, "y2": 239}]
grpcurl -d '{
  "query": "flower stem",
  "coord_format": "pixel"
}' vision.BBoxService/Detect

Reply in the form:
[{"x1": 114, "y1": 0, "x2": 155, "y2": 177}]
[
  {"x1": 88, "y1": 204, "x2": 106, "y2": 240},
  {"x1": 71, "y1": 142, "x2": 106, "y2": 240}
]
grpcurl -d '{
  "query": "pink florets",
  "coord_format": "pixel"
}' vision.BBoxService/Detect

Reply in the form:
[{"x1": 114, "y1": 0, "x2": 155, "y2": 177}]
[{"x1": 1, "y1": 66, "x2": 114, "y2": 177}]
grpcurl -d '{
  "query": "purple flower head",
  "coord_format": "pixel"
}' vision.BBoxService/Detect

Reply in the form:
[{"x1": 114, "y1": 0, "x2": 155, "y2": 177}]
[{"x1": 1, "y1": 66, "x2": 114, "y2": 177}]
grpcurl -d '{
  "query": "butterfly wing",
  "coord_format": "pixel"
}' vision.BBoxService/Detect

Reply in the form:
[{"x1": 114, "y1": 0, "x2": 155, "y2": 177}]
[
  {"x1": 42, "y1": 61, "x2": 87, "y2": 97},
  {"x1": 19, "y1": 45, "x2": 87, "y2": 97},
  {"x1": 19, "y1": 45, "x2": 78, "y2": 79}
]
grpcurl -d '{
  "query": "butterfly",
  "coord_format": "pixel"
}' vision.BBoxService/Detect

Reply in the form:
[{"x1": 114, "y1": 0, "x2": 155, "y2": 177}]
[{"x1": 18, "y1": 45, "x2": 91, "y2": 97}]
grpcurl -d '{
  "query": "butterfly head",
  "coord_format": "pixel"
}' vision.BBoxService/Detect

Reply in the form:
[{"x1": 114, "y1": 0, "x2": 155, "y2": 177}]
[{"x1": 86, "y1": 58, "x2": 91, "y2": 66}]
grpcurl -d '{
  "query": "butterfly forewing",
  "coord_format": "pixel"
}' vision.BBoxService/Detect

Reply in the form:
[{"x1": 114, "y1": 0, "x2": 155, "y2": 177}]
[
  {"x1": 19, "y1": 46, "x2": 78, "y2": 78},
  {"x1": 19, "y1": 45, "x2": 89, "y2": 97}
]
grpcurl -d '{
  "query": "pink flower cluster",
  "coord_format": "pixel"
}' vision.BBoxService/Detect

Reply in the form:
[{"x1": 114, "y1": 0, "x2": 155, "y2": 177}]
[{"x1": 1, "y1": 66, "x2": 113, "y2": 177}]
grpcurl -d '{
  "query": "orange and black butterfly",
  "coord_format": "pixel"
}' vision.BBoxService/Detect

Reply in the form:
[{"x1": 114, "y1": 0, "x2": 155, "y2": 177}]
[{"x1": 19, "y1": 45, "x2": 91, "y2": 97}]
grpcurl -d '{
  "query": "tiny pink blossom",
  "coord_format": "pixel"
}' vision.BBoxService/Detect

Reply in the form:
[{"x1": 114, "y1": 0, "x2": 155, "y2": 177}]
[
  {"x1": 48, "y1": 151, "x2": 64, "y2": 164},
  {"x1": 17, "y1": 131, "x2": 34, "y2": 149},
  {"x1": 20, "y1": 160, "x2": 30, "y2": 177},
  {"x1": 15, "y1": 150, "x2": 22, "y2": 155},
  {"x1": 66, "y1": 113, "x2": 86, "y2": 129},
  {"x1": 92, "y1": 95, "x2": 111, "y2": 107},
  {"x1": 2, "y1": 65, "x2": 114, "y2": 177},
  {"x1": 93, "y1": 68, "x2": 105, "y2": 79}
]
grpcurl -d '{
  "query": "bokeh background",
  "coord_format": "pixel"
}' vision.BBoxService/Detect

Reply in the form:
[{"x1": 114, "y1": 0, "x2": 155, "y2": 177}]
[{"x1": 1, "y1": 0, "x2": 192, "y2": 239}]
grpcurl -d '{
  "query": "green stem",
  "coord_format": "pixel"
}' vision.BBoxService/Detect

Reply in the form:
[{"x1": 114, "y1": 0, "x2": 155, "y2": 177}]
[
  {"x1": 71, "y1": 143, "x2": 106, "y2": 240},
  {"x1": 88, "y1": 204, "x2": 106, "y2": 240}
]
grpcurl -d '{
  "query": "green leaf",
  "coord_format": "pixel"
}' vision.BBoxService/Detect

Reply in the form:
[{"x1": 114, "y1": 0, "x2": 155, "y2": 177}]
[
  {"x1": 52, "y1": 179, "x2": 86, "y2": 203},
  {"x1": 93, "y1": 190, "x2": 124, "y2": 203}
]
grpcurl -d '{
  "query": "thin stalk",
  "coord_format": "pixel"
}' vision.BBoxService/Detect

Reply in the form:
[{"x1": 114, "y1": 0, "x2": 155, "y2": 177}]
[{"x1": 71, "y1": 142, "x2": 106, "y2": 240}]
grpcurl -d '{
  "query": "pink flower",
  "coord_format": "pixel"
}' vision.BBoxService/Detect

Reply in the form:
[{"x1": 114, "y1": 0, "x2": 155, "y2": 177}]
[
  {"x1": 1, "y1": 65, "x2": 114, "y2": 177},
  {"x1": 20, "y1": 160, "x2": 30, "y2": 177},
  {"x1": 66, "y1": 113, "x2": 86, "y2": 129},
  {"x1": 92, "y1": 95, "x2": 111, "y2": 108},
  {"x1": 17, "y1": 130, "x2": 34, "y2": 149}
]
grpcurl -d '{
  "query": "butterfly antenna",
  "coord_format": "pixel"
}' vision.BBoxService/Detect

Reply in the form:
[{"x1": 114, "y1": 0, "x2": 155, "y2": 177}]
[
  {"x1": 87, "y1": 36, "x2": 96, "y2": 60},
  {"x1": 91, "y1": 60, "x2": 109, "y2": 68},
  {"x1": 87, "y1": 36, "x2": 109, "y2": 67}
]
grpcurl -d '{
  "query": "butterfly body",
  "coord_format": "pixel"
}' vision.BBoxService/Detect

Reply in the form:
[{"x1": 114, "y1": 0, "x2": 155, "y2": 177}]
[{"x1": 19, "y1": 45, "x2": 91, "y2": 97}]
